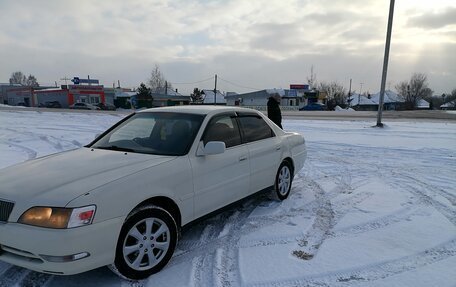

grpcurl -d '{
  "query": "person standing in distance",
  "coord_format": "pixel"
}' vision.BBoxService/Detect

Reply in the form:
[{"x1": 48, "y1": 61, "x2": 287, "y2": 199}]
[{"x1": 267, "y1": 93, "x2": 282, "y2": 129}]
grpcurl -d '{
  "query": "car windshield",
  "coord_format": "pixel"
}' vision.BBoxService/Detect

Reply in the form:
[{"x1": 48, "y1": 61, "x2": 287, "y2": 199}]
[{"x1": 91, "y1": 112, "x2": 205, "y2": 156}]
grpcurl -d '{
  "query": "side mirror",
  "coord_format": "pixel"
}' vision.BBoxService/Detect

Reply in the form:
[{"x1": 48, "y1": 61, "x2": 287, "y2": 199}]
[{"x1": 197, "y1": 141, "x2": 226, "y2": 156}]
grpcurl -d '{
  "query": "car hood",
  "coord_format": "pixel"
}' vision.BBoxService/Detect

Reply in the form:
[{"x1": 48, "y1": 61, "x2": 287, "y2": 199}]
[{"x1": 0, "y1": 148, "x2": 175, "y2": 208}]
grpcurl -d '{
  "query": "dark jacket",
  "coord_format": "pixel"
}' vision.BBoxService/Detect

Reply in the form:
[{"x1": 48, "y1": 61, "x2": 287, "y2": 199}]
[{"x1": 267, "y1": 97, "x2": 282, "y2": 129}]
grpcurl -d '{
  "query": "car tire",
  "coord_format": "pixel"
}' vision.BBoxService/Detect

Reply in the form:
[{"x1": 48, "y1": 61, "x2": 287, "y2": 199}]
[
  {"x1": 110, "y1": 206, "x2": 178, "y2": 280},
  {"x1": 274, "y1": 161, "x2": 293, "y2": 200}
]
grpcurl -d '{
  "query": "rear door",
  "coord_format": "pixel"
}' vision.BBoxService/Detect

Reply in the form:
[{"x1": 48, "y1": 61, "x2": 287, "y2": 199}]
[{"x1": 237, "y1": 113, "x2": 282, "y2": 194}]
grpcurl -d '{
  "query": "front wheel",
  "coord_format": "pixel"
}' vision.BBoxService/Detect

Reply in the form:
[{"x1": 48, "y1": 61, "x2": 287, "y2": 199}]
[
  {"x1": 275, "y1": 161, "x2": 293, "y2": 200},
  {"x1": 110, "y1": 206, "x2": 178, "y2": 280}
]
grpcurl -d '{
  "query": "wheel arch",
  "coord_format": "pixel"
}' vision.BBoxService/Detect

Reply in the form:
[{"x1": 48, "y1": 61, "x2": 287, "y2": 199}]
[
  {"x1": 131, "y1": 196, "x2": 182, "y2": 229},
  {"x1": 283, "y1": 157, "x2": 295, "y2": 176}
]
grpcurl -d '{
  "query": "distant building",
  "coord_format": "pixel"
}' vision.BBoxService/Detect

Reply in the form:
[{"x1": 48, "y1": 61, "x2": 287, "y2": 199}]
[
  {"x1": 104, "y1": 87, "x2": 127, "y2": 105},
  {"x1": 225, "y1": 89, "x2": 280, "y2": 106},
  {"x1": 33, "y1": 85, "x2": 106, "y2": 108},
  {"x1": 114, "y1": 90, "x2": 137, "y2": 108},
  {"x1": 349, "y1": 93, "x2": 378, "y2": 111},
  {"x1": 6, "y1": 86, "x2": 34, "y2": 106},
  {"x1": 200, "y1": 90, "x2": 226, "y2": 105},
  {"x1": 440, "y1": 100, "x2": 456, "y2": 110},
  {"x1": 152, "y1": 88, "x2": 190, "y2": 107},
  {"x1": 34, "y1": 87, "x2": 72, "y2": 108},
  {"x1": 225, "y1": 85, "x2": 318, "y2": 109},
  {"x1": 369, "y1": 90, "x2": 405, "y2": 110},
  {"x1": 416, "y1": 99, "x2": 430, "y2": 110},
  {"x1": 0, "y1": 83, "x2": 22, "y2": 104},
  {"x1": 350, "y1": 90, "x2": 408, "y2": 111},
  {"x1": 67, "y1": 85, "x2": 105, "y2": 105}
]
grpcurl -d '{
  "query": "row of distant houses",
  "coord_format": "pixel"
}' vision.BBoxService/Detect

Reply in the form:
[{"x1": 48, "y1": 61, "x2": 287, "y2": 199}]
[
  {"x1": 348, "y1": 90, "x2": 431, "y2": 111},
  {"x1": 1, "y1": 82, "x2": 451, "y2": 110},
  {"x1": 0, "y1": 83, "x2": 192, "y2": 109}
]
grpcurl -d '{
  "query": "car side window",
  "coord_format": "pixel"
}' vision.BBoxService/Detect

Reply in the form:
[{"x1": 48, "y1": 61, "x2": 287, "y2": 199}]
[
  {"x1": 202, "y1": 114, "x2": 242, "y2": 148},
  {"x1": 238, "y1": 115, "x2": 275, "y2": 143}
]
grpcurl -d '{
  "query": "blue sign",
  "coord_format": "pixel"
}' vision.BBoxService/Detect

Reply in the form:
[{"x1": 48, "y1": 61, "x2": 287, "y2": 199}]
[{"x1": 71, "y1": 77, "x2": 99, "y2": 85}]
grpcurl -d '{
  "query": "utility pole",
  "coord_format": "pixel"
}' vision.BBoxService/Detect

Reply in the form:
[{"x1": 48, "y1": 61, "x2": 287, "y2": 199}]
[
  {"x1": 214, "y1": 74, "x2": 217, "y2": 105},
  {"x1": 165, "y1": 81, "x2": 168, "y2": 96},
  {"x1": 348, "y1": 78, "x2": 352, "y2": 107},
  {"x1": 60, "y1": 76, "x2": 71, "y2": 85},
  {"x1": 376, "y1": 0, "x2": 395, "y2": 127}
]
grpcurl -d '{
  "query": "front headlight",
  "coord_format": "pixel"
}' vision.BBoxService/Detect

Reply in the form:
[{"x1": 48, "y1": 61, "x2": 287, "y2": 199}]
[{"x1": 18, "y1": 205, "x2": 96, "y2": 229}]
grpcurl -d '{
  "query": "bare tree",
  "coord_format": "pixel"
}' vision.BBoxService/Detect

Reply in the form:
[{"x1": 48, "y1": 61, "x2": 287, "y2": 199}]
[
  {"x1": 26, "y1": 75, "x2": 39, "y2": 87},
  {"x1": 9, "y1": 71, "x2": 27, "y2": 85},
  {"x1": 395, "y1": 73, "x2": 432, "y2": 110},
  {"x1": 318, "y1": 81, "x2": 346, "y2": 109},
  {"x1": 190, "y1": 88, "x2": 203, "y2": 103},
  {"x1": 9, "y1": 71, "x2": 39, "y2": 87},
  {"x1": 148, "y1": 64, "x2": 172, "y2": 94}
]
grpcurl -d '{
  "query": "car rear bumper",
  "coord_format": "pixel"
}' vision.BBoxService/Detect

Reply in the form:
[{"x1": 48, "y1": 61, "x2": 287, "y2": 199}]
[{"x1": 0, "y1": 217, "x2": 124, "y2": 275}]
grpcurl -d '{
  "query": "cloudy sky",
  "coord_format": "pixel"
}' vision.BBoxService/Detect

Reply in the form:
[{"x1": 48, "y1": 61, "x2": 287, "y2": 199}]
[{"x1": 0, "y1": 0, "x2": 455, "y2": 95}]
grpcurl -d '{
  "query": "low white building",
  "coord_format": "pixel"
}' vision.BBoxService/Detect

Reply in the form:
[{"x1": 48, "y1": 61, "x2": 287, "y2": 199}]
[
  {"x1": 201, "y1": 90, "x2": 226, "y2": 105},
  {"x1": 417, "y1": 99, "x2": 430, "y2": 109},
  {"x1": 225, "y1": 88, "x2": 312, "y2": 109}
]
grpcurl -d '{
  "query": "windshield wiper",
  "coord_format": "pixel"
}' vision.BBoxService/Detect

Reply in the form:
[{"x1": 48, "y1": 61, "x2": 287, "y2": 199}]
[{"x1": 95, "y1": 146, "x2": 136, "y2": 153}]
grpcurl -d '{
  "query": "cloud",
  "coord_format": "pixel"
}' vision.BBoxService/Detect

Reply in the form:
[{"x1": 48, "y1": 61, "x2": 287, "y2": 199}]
[
  {"x1": 0, "y1": 0, "x2": 454, "y2": 95},
  {"x1": 407, "y1": 7, "x2": 456, "y2": 29}
]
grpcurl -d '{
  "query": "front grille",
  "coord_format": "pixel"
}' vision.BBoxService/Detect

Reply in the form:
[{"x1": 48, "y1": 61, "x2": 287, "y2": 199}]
[{"x1": 0, "y1": 200, "x2": 14, "y2": 222}]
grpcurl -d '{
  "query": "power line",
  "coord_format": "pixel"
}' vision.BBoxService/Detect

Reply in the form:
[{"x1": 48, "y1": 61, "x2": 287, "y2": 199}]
[
  {"x1": 170, "y1": 76, "x2": 214, "y2": 85},
  {"x1": 217, "y1": 76, "x2": 261, "y2": 91}
]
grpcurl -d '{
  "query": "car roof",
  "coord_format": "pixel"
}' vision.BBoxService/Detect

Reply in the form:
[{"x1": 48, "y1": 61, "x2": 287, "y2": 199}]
[{"x1": 138, "y1": 105, "x2": 259, "y2": 116}]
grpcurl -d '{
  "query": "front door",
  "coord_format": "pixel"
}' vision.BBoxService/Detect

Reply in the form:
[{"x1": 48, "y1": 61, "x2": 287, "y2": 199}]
[{"x1": 190, "y1": 113, "x2": 250, "y2": 219}]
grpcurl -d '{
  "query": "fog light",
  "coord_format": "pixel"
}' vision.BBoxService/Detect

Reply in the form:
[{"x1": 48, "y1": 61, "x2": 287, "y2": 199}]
[{"x1": 40, "y1": 252, "x2": 90, "y2": 262}]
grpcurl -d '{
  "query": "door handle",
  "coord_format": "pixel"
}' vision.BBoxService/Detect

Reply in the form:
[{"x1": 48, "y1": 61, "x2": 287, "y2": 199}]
[
  {"x1": 239, "y1": 156, "x2": 247, "y2": 162},
  {"x1": 276, "y1": 146, "x2": 281, "y2": 151}
]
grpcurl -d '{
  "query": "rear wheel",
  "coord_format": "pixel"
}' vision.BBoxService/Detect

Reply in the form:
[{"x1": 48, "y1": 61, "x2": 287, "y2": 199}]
[
  {"x1": 275, "y1": 161, "x2": 293, "y2": 200},
  {"x1": 110, "y1": 206, "x2": 178, "y2": 280}
]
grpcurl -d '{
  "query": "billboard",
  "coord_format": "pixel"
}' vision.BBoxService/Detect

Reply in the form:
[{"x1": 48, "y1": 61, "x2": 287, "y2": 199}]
[{"x1": 290, "y1": 84, "x2": 309, "y2": 90}]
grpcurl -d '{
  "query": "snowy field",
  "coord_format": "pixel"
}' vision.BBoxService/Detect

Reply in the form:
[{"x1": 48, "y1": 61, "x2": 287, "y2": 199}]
[{"x1": 0, "y1": 109, "x2": 455, "y2": 287}]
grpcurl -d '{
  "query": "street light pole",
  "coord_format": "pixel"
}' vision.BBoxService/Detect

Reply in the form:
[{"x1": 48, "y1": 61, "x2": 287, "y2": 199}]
[
  {"x1": 214, "y1": 74, "x2": 217, "y2": 105},
  {"x1": 376, "y1": 0, "x2": 395, "y2": 127}
]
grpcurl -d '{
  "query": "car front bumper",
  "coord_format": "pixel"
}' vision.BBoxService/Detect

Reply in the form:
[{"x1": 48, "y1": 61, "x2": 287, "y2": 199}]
[{"x1": 0, "y1": 217, "x2": 124, "y2": 275}]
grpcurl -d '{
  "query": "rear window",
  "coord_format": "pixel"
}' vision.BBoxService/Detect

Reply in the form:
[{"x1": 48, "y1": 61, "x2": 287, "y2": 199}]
[
  {"x1": 238, "y1": 115, "x2": 274, "y2": 143},
  {"x1": 202, "y1": 114, "x2": 242, "y2": 148}
]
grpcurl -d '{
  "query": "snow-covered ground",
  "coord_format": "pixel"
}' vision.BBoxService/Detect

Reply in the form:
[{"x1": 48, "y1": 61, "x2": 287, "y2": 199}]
[{"x1": 0, "y1": 110, "x2": 455, "y2": 287}]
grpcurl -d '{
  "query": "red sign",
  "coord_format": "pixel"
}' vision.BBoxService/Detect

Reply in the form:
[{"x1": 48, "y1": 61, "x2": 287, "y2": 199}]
[{"x1": 290, "y1": 84, "x2": 308, "y2": 89}]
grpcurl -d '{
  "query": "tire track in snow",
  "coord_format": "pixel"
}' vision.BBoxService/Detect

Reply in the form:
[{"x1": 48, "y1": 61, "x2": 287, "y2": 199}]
[
  {"x1": 6, "y1": 142, "x2": 37, "y2": 160},
  {"x1": 0, "y1": 266, "x2": 30, "y2": 287},
  {"x1": 173, "y1": 201, "x2": 260, "y2": 286},
  {"x1": 395, "y1": 180, "x2": 456, "y2": 226},
  {"x1": 247, "y1": 238, "x2": 456, "y2": 287},
  {"x1": 330, "y1": 205, "x2": 419, "y2": 238},
  {"x1": 399, "y1": 173, "x2": 456, "y2": 207},
  {"x1": 19, "y1": 271, "x2": 53, "y2": 287},
  {"x1": 377, "y1": 167, "x2": 456, "y2": 227}
]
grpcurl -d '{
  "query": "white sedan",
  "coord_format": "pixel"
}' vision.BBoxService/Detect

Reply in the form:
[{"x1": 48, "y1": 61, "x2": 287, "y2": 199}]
[{"x1": 0, "y1": 106, "x2": 306, "y2": 279}]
